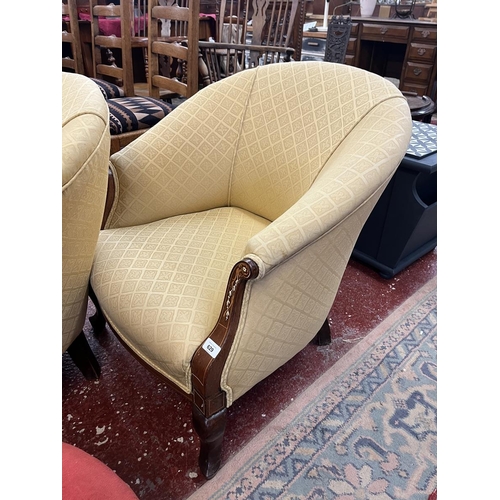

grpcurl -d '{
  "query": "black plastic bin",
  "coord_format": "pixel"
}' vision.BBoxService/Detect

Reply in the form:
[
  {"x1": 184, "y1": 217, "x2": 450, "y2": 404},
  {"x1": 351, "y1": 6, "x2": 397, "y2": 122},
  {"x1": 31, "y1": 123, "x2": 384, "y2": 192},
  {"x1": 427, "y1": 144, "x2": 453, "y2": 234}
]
[{"x1": 352, "y1": 149, "x2": 437, "y2": 279}]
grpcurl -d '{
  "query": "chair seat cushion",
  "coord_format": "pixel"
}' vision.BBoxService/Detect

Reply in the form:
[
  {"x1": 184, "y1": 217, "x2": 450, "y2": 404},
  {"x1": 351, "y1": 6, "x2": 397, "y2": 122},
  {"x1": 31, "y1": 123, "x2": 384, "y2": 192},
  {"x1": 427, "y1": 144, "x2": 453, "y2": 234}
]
[
  {"x1": 107, "y1": 97, "x2": 176, "y2": 135},
  {"x1": 90, "y1": 78, "x2": 125, "y2": 99},
  {"x1": 90, "y1": 207, "x2": 269, "y2": 393}
]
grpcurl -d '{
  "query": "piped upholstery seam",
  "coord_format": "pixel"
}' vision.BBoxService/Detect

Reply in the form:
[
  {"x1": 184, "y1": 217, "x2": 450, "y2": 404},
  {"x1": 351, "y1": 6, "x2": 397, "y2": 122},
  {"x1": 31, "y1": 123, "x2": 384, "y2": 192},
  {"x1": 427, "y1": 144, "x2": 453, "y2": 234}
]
[
  {"x1": 62, "y1": 109, "x2": 108, "y2": 129},
  {"x1": 62, "y1": 126, "x2": 110, "y2": 192},
  {"x1": 227, "y1": 68, "x2": 259, "y2": 207},
  {"x1": 309, "y1": 94, "x2": 408, "y2": 188}
]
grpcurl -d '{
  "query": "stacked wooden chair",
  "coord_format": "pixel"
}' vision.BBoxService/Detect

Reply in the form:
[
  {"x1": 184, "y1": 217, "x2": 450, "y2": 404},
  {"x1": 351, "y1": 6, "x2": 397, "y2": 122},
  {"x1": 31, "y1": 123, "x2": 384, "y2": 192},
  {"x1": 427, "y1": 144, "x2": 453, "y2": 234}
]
[
  {"x1": 198, "y1": 0, "x2": 302, "y2": 84},
  {"x1": 148, "y1": 0, "x2": 202, "y2": 99},
  {"x1": 62, "y1": 0, "x2": 178, "y2": 154},
  {"x1": 89, "y1": 0, "x2": 180, "y2": 153},
  {"x1": 62, "y1": 0, "x2": 84, "y2": 74},
  {"x1": 90, "y1": 0, "x2": 149, "y2": 97}
]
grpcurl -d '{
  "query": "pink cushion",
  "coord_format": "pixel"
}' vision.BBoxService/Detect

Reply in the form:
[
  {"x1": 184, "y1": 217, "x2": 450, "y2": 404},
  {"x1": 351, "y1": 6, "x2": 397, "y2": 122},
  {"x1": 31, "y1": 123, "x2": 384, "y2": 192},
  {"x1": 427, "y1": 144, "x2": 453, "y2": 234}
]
[
  {"x1": 78, "y1": 13, "x2": 147, "y2": 37},
  {"x1": 62, "y1": 443, "x2": 138, "y2": 500}
]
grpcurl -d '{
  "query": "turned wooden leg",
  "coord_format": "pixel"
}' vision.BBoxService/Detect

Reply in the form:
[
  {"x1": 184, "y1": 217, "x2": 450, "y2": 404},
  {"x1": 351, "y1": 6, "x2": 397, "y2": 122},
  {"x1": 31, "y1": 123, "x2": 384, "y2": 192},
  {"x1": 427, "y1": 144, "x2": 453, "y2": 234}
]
[
  {"x1": 192, "y1": 405, "x2": 227, "y2": 480},
  {"x1": 67, "y1": 331, "x2": 101, "y2": 380},
  {"x1": 88, "y1": 287, "x2": 106, "y2": 335},
  {"x1": 315, "y1": 318, "x2": 332, "y2": 346},
  {"x1": 198, "y1": 52, "x2": 212, "y2": 86}
]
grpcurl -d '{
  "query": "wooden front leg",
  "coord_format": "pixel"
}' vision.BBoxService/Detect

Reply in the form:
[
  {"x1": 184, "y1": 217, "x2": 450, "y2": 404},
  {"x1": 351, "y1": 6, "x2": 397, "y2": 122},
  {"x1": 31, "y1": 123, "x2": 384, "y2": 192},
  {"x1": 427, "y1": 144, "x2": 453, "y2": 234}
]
[
  {"x1": 192, "y1": 405, "x2": 227, "y2": 480},
  {"x1": 190, "y1": 258, "x2": 259, "y2": 478}
]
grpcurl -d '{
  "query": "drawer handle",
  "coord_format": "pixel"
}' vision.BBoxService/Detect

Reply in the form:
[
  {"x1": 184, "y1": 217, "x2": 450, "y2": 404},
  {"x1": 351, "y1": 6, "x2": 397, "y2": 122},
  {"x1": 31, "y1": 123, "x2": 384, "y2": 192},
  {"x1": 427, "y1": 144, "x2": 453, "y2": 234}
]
[
  {"x1": 417, "y1": 48, "x2": 426, "y2": 56},
  {"x1": 307, "y1": 42, "x2": 319, "y2": 47},
  {"x1": 413, "y1": 68, "x2": 422, "y2": 76},
  {"x1": 380, "y1": 27, "x2": 388, "y2": 35},
  {"x1": 422, "y1": 30, "x2": 430, "y2": 38}
]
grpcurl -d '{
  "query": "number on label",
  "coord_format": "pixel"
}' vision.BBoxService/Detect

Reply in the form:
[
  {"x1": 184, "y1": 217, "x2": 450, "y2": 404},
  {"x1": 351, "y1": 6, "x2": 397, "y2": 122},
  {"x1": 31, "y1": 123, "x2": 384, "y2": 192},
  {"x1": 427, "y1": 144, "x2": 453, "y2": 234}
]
[{"x1": 202, "y1": 338, "x2": 221, "y2": 359}]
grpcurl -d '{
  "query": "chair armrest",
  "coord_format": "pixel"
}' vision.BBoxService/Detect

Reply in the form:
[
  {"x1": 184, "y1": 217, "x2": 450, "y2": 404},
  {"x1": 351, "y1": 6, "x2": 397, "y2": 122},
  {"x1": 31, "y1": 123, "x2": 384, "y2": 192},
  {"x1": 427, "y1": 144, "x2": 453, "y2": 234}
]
[
  {"x1": 244, "y1": 97, "x2": 412, "y2": 277},
  {"x1": 198, "y1": 41, "x2": 294, "y2": 83},
  {"x1": 198, "y1": 40, "x2": 294, "y2": 55}
]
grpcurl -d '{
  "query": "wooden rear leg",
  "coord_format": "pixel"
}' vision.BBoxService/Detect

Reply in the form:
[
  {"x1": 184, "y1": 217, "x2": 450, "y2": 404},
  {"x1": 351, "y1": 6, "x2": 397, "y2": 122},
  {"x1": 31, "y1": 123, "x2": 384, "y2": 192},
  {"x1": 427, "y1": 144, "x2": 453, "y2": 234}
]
[
  {"x1": 315, "y1": 317, "x2": 332, "y2": 346},
  {"x1": 67, "y1": 331, "x2": 101, "y2": 380},
  {"x1": 192, "y1": 406, "x2": 227, "y2": 480},
  {"x1": 88, "y1": 287, "x2": 106, "y2": 335}
]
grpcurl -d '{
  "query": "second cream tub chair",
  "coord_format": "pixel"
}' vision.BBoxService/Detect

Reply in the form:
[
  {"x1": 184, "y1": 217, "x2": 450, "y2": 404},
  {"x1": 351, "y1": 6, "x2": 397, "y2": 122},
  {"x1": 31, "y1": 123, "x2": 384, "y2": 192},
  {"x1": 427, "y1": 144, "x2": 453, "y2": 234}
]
[
  {"x1": 62, "y1": 72, "x2": 110, "y2": 378},
  {"x1": 89, "y1": 61, "x2": 413, "y2": 478}
]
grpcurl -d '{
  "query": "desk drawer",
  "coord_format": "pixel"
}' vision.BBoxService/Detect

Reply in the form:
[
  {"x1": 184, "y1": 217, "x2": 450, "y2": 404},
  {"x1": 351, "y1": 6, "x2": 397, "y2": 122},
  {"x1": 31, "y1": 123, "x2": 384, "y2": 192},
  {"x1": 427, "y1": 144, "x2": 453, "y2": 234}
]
[
  {"x1": 347, "y1": 37, "x2": 357, "y2": 53},
  {"x1": 302, "y1": 37, "x2": 326, "y2": 53},
  {"x1": 361, "y1": 23, "x2": 409, "y2": 41},
  {"x1": 412, "y1": 26, "x2": 437, "y2": 43},
  {"x1": 407, "y1": 43, "x2": 436, "y2": 63},
  {"x1": 345, "y1": 54, "x2": 355, "y2": 66},
  {"x1": 403, "y1": 61, "x2": 434, "y2": 83},
  {"x1": 301, "y1": 52, "x2": 324, "y2": 62},
  {"x1": 400, "y1": 82, "x2": 428, "y2": 97}
]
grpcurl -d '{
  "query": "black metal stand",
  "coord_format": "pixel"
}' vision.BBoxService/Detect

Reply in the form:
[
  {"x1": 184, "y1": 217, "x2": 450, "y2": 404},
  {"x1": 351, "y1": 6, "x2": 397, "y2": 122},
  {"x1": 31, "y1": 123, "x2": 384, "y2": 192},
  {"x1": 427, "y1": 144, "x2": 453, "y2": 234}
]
[{"x1": 324, "y1": 15, "x2": 352, "y2": 64}]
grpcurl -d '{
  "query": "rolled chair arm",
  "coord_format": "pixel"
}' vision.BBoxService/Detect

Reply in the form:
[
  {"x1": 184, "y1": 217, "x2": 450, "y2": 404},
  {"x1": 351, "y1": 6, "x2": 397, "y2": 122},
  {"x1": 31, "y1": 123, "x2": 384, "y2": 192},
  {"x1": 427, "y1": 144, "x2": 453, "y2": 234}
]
[{"x1": 244, "y1": 97, "x2": 412, "y2": 277}]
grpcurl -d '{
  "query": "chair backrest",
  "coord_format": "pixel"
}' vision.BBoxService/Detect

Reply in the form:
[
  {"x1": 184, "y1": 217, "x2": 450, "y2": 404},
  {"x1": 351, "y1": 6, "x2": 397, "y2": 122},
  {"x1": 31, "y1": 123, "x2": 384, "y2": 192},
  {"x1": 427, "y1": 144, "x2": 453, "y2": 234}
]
[
  {"x1": 219, "y1": 0, "x2": 299, "y2": 49},
  {"x1": 62, "y1": 73, "x2": 110, "y2": 352},
  {"x1": 148, "y1": 0, "x2": 201, "y2": 98},
  {"x1": 135, "y1": 0, "x2": 149, "y2": 38},
  {"x1": 90, "y1": 0, "x2": 148, "y2": 97},
  {"x1": 199, "y1": 0, "x2": 301, "y2": 83},
  {"x1": 104, "y1": 62, "x2": 412, "y2": 231},
  {"x1": 62, "y1": 0, "x2": 84, "y2": 74}
]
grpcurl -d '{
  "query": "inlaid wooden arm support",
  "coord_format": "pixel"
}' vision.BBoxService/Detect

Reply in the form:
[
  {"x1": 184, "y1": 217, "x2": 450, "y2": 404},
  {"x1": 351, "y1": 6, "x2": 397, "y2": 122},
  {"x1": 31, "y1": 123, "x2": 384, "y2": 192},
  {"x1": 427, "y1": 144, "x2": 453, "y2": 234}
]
[{"x1": 191, "y1": 258, "x2": 259, "y2": 418}]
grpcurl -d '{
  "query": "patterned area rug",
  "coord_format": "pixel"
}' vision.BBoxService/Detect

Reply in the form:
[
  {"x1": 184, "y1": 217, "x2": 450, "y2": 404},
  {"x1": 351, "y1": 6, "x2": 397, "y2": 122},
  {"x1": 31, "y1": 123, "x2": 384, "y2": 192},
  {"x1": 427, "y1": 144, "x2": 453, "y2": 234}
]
[{"x1": 189, "y1": 277, "x2": 437, "y2": 500}]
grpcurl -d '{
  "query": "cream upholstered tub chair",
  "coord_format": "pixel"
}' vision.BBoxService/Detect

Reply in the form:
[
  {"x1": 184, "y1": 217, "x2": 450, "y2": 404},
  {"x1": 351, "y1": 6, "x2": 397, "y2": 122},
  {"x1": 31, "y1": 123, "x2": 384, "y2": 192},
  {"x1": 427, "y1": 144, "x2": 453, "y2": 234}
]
[
  {"x1": 63, "y1": 72, "x2": 110, "y2": 379},
  {"x1": 89, "y1": 61, "x2": 413, "y2": 477}
]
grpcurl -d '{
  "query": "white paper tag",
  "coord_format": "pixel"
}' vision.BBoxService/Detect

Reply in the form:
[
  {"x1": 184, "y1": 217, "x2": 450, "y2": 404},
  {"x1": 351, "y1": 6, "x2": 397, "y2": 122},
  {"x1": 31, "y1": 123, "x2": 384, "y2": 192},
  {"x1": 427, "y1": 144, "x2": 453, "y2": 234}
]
[{"x1": 202, "y1": 338, "x2": 221, "y2": 359}]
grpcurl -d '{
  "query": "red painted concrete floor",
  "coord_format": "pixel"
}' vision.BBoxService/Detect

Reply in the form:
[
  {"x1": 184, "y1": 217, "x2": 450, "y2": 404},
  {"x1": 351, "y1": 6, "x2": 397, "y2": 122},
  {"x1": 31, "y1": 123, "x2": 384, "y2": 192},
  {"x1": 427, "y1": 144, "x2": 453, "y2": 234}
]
[{"x1": 62, "y1": 249, "x2": 437, "y2": 500}]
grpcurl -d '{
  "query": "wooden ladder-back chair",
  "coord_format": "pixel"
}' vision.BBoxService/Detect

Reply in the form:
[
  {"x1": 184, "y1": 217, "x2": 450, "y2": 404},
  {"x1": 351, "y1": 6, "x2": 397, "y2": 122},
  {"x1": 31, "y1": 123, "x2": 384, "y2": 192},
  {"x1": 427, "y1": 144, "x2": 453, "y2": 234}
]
[
  {"x1": 88, "y1": 62, "x2": 413, "y2": 478},
  {"x1": 198, "y1": 0, "x2": 301, "y2": 84},
  {"x1": 80, "y1": 0, "x2": 178, "y2": 153},
  {"x1": 90, "y1": 0, "x2": 149, "y2": 97},
  {"x1": 62, "y1": 0, "x2": 85, "y2": 74},
  {"x1": 135, "y1": 0, "x2": 150, "y2": 88},
  {"x1": 148, "y1": 0, "x2": 201, "y2": 99}
]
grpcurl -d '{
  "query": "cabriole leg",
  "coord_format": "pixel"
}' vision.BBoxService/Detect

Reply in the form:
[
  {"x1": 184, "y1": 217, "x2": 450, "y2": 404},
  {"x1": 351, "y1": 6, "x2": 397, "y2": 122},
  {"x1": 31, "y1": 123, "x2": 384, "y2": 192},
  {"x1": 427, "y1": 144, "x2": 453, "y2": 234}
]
[{"x1": 192, "y1": 405, "x2": 227, "y2": 479}]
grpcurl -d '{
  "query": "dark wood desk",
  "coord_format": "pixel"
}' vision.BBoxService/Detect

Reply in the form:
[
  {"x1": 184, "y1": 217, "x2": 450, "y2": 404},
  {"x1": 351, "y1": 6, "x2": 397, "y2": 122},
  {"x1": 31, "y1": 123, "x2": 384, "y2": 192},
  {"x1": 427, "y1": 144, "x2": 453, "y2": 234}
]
[{"x1": 302, "y1": 16, "x2": 437, "y2": 99}]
